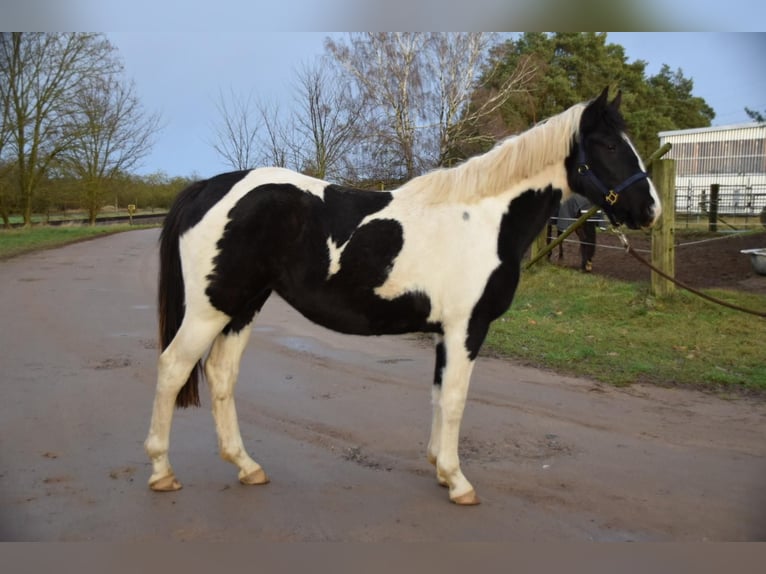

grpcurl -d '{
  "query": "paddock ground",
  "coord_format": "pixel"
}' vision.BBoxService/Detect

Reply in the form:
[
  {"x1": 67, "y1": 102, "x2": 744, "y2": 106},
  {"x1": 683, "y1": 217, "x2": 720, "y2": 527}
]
[
  {"x1": 1, "y1": 228, "x2": 764, "y2": 541},
  {"x1": 551, "y1": 228, "x2": 766, "y2": 295}
]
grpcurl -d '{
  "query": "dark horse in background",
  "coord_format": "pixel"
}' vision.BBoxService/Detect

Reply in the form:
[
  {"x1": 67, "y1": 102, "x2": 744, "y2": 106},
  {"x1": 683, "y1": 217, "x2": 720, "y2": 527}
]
[
  {"x1": 144, "y1": 88, "x2": 660, "y2": 505},
  {"x1": 547, "y1": 195, "x2": 606, "y2": 272}
]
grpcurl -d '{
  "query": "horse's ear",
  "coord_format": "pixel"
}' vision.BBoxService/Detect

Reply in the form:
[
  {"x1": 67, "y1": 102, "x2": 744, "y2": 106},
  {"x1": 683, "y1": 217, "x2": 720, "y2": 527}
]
[
  {"x1": 609, "y1": 89, "x2": 622, "y2": 111},
  {"x1": 595, "y1": 86, "x2": 610, "y2": 108},
  {"x1": 582, "y1": 87, "x2": 610, "y2": 131}
]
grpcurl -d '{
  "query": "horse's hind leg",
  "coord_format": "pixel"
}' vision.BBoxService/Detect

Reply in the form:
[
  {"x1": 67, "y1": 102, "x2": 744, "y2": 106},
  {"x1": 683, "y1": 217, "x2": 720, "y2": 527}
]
[
  {"x1": 145, "y1": 313, "x2": 228, "y2": 491},
  {"x1": 579, "y1": 223, "x2": 596, "y2": 272},
  {"x1": 205, "y1": 321, "x2": 269, "y2": 486}
]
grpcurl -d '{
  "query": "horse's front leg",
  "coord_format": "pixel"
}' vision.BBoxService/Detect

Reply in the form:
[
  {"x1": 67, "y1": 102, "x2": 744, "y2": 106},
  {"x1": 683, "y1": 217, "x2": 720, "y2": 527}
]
[
  {"x1": 429, "y1": 330, "x2": 479, "y2": 505},
  {"x1": 427, "y1": 335, "x2": 445, "y2": 475}
]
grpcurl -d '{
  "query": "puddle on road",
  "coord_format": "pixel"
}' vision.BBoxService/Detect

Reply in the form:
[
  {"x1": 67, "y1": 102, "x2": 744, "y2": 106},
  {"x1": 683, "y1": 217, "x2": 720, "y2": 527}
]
[
  {"x1": 272, "y1": 334, "x2": 416, "y2": 370},
  {"x1": 276, "y1": 336, "x2": 330, "y2": 356}
]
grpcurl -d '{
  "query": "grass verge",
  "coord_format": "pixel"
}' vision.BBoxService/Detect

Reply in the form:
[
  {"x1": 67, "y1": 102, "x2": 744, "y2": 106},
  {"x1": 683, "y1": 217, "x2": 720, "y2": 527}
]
[
  {"x1": 0, "y1": 224, "x2": 155, "y2": 260},
  {"x1": 484, "y1": 264, "x2": 766, "y2": 394}
]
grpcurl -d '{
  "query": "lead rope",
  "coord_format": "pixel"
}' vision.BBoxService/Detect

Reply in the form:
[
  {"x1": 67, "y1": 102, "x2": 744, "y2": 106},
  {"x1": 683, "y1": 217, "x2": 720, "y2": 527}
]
[{"x1": 611, "y1": 228, "x2": 766, "y2": 319}]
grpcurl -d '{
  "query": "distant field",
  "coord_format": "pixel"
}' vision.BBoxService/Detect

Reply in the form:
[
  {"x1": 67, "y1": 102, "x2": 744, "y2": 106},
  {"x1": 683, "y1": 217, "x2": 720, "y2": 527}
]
[
  {"x1": 0, "y1": 224, "x2": 156, "y2": 260},
  {"x1": 3, "y1": 208, "x2": 167, "y2": 227}
]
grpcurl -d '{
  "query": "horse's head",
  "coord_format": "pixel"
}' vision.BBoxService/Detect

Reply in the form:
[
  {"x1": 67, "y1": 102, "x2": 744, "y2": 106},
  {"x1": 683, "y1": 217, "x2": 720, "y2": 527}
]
[{"x1": 567, "y1": 88, "x2": 661, "y2": 230}]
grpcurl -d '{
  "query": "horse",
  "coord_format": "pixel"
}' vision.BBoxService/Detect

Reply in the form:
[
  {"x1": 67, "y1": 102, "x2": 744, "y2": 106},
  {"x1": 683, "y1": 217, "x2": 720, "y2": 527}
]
[
  {"x1": 547, "y1": 195, "x2": 605, "y2": 272},
  {"x1": 144, "y1": 87, "x2": 660, "y2": 505}
]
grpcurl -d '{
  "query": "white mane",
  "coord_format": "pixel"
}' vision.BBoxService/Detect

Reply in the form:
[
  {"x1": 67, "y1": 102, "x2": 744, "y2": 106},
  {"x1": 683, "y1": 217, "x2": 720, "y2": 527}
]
[{"x1": 399, "y1": 102, "x2": 586, "y2": 204}]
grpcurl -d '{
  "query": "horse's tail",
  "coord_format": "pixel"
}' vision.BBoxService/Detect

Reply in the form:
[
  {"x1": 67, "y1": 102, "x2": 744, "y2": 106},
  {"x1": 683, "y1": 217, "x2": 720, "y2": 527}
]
[{"x1": 158, "y1": 181, "x2": 205, "y2": 409}]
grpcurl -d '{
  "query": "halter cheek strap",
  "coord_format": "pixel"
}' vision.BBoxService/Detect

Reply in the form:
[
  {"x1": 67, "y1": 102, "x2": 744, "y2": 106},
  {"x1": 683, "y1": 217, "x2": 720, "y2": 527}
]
[{"x1": 576, "y1": 136, "x2": 648, "y2": 206}]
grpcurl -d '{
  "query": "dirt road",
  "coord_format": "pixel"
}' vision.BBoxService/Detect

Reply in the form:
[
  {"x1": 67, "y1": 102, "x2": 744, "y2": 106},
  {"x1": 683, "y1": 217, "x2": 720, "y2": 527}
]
[{"x1": 1, "y1": 228, "x2": 764, "y2": 541}]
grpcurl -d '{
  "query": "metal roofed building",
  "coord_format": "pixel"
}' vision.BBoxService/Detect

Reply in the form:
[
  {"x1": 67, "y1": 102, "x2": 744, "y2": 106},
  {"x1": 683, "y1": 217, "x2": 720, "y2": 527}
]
[{"x1": 658, "y1": 122, "x2": 766, "y2": 218}]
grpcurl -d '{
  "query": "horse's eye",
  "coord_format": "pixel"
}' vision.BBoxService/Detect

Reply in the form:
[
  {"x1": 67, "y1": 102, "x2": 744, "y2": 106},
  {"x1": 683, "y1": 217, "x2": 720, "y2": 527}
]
[{"x1": 607, "y1": 144, "x2": 617, "y2": 152}]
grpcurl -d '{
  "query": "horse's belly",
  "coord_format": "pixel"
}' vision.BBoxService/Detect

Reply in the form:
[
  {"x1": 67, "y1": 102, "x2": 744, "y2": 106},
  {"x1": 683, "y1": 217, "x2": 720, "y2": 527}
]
[{"x1": 276, "y1": 282, "x2": 439, "y2": 336}]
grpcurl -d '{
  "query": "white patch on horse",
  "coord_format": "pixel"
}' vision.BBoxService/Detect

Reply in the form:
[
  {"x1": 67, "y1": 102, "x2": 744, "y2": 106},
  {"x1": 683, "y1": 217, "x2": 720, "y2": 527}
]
[
  {"x1": 260, "y1": 167, "x2": 328, "y2": 199},
  {"x1": 371, "y1": 202, "x2": 500, "y2": 325},
  {"x1": 326, "y1": 237, "x2": 347, "y2": 278},
  {"x1": 622, "y1": 132, "x2": 662, "y2": 224}
]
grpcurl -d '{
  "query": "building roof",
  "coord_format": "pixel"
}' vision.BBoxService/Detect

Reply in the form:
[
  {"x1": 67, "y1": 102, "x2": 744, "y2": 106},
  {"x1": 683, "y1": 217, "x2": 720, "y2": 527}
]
[{"x1": 659, "y1": 122, "x2": 766, "y2": 138}]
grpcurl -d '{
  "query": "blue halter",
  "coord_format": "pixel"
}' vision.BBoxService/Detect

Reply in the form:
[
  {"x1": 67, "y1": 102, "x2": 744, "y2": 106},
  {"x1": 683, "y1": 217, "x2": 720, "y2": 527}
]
[{"x1": 576, "y1": 135, "x2": 648, "y2": 207}]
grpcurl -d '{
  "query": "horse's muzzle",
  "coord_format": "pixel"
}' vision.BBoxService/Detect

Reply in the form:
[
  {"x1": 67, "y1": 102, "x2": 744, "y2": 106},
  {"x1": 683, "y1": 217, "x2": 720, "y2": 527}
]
[{"x1": 646, "y1": 201, "x2": 662, "y2": 229}]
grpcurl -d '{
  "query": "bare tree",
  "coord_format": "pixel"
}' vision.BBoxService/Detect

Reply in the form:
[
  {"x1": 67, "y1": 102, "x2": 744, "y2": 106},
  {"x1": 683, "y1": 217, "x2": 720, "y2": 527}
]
[
  {"x1": 221, "y1": 35, "x2": 530, "y2": 185},
  {"x1": 290, "y1": 59, "x2": 364, "y2": 181},
  {"x1": 326, "y1": 33, "x2": 427, "y2": 180},
  {"x1": 255, "y1": 98, "x2": 292, "y2": 169},
  {"x1": 0, "y1": 33, "x2": 123, "y2": 226},
  {"x1": 326, "y1": 33, "x2": 536, "y2": 181},
  {"x1": 58, "y1": 75, "x2": 162, "y2": 224},
  {"x1": 210, "y1": 88, "x2": 260, "y2": 171},
  {"x1": 210, "y1": 89, "x2": 292, "y2": 171},
  {"x1": 211, "y1": 60, "x2": 364, "y2": 183},
  {"x1": 423, "y1": 33, "x2": 537, "y2": 166},
  {"x1": 0, "y1": 39, "x2": 11, "y2": 227}
]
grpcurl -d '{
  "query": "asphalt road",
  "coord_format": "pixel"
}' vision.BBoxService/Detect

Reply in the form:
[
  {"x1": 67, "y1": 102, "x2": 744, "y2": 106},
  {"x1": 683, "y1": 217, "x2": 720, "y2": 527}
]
[{"x1": 1, "y1": 228, "x2": 765, "y2": 541}]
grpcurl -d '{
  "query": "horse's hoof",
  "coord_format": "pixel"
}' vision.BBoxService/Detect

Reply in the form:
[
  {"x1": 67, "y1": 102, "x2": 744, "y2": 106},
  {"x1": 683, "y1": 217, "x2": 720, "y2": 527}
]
[
  {"x1": 239, "y1": 468, "x2": 270, "y2": 485},
  {"x1": 450, "y1": 489, "x2": 480, "y2": 505},
  {"x1": 149, "y1": 474, "x2": 182, "y2": 492}
]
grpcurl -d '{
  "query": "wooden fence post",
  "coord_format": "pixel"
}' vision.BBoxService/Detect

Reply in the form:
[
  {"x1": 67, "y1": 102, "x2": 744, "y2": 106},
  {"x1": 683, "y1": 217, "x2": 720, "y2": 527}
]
[
  {"x1": 529, "y1": 226, "x2": 550, "y2": 265},
  {"x1": 651, "y1": 158, "x2": 676, "y2": 297}
]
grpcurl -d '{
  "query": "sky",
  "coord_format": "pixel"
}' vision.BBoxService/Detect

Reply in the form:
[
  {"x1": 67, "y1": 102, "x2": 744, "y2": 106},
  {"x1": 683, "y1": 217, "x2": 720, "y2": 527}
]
[
  {"x1": 2, "y1": 1, "x2": 765, "y2": 179},
  {"x1": 103, "y1": 31, "x2": 766, "y2": 178}
]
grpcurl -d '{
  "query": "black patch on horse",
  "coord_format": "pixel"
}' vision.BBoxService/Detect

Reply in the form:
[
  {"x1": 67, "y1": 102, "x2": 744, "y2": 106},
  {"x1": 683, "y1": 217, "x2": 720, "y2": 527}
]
[
  {"x1": 465, "y1": 186, "x2": 563, "y2": 359},
  {"x1": 322, "y1": 184, "x2": 394, "y2": 244},
  {"x1": 433, "y1": 340, "x2": 447, "y2": 386},
  {"x1": 172, "y1": 171, "x2": 252, "y2": 236},
  {"x1": 204, "y1": 183, "x2": 306, "y2": 327},
  {"x1": 278, "y1": 217, "x2": 438, "y2": 335}
]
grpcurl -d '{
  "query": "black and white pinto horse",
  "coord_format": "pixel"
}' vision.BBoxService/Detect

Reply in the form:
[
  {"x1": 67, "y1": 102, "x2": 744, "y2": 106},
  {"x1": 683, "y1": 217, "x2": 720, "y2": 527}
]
[{"x1": 145, "y1": 88, "x2": 660, "y2": 505}]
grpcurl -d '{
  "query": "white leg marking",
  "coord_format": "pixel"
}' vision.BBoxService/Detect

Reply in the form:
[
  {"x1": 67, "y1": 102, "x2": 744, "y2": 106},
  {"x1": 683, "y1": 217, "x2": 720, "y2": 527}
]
[
  {"x1": 144, "y1": 313, "x2": 229, "y2": 490},
  {"x1": 435, "y1": 330, "x2": 479, "y2": 504},
  {"x1": 428, "y1": 385, "x2": 443, "y2": 466},
  {"x1": 205, "y1": 322, "x2": 269, "y2": 485}
]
